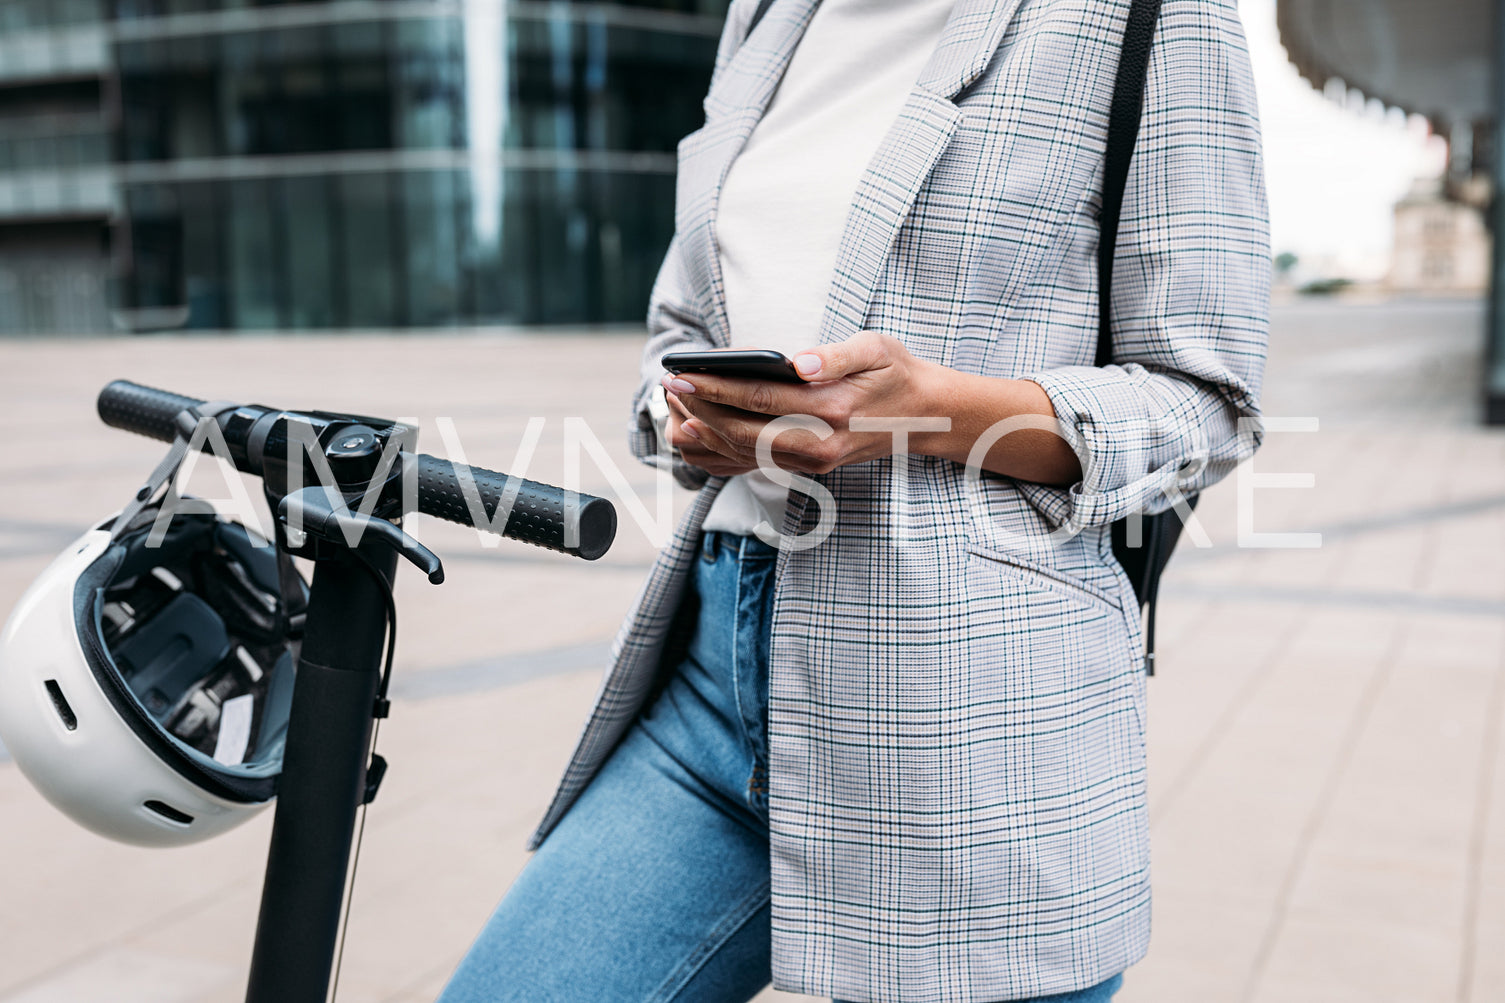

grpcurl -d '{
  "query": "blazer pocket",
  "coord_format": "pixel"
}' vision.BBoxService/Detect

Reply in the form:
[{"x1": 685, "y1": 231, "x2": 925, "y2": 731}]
[{"x1": 965, "y1": 544, "x2": 1124, "y2": 614}]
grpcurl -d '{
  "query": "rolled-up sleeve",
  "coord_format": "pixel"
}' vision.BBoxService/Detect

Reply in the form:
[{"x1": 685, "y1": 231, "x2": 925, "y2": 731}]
[{"x1": 1020, "y1": 0, "x2": 1270, "y2": 534}]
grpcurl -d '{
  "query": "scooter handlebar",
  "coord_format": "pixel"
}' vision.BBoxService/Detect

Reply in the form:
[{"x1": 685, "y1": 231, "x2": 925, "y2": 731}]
[
  {"x1": 415, "y1": 454, "x2": 615, "y2": 561},
  {"x1": 98, "y1": 379, "x2": 203, "y2": 445},
  {"x1": 96, "y1": 380, "x2": 617, "y2": 561}
]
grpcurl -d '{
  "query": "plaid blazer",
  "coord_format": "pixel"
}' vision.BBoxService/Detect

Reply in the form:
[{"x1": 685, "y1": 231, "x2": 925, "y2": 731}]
[{"x1": 529, "y1": 0, "x2": 1269, "y2": 998}]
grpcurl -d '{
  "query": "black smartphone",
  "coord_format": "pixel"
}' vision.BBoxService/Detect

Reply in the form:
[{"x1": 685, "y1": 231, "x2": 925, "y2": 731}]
[{"x1": 661, "y1": 349, "x2": 805, "y2": 383}]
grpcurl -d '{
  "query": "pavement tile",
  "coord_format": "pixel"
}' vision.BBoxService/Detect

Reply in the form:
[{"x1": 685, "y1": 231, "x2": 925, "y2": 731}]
[
  {"x1": 1249, "y1": 914, "x2": 1459, "y2": 1003},
  {"x1": 1118, "y1": 960, "x2": 1246, "y2": 1003},
  {"x1": 0, "y1": 948, "x2": 240, "y2": 1003},
  {"x1": 1463, "y1": 921, "x2": 1505, "y2": 1003},
  {"x1": 1124, "y1": 891, "x2": 1270, "y2": 996}
]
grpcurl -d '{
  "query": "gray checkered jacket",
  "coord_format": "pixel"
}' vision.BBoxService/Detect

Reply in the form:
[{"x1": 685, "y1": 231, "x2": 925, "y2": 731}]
[{"x1": 529, "y1": 0, "x2": 1269, "y2": 998}]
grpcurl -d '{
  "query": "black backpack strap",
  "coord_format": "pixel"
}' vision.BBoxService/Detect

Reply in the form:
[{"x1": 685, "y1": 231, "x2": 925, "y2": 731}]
[
  {"x1": 1096, "y1": 0, "x2": 1164, "y2": 367},
  {"x1": 1099, "y1": 0, "x2": 1171, "y2": 675}
]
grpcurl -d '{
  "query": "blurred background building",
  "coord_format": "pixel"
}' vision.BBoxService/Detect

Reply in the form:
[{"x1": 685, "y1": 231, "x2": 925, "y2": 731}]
[
  {"x1": 0, "y1": 0, "x2": 726, "y2": 335},
  {"x1": 1390, "y1": 177, "x2": 1490, "y2": 295},
  {"x1": 1276, "y1": 0, "x2": 1505, "y2": 421}
]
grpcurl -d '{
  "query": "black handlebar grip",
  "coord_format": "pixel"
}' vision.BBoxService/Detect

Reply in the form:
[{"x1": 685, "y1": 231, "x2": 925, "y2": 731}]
[
  {"x1": 98, "y1": 380, "x2": 205, "y2": 444},
  {"x1": 415, "y1": 454, "x2": 617, "y2": 561}
]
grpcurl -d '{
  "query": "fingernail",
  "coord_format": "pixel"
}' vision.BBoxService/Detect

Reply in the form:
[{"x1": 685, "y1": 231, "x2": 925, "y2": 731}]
[
  {"x1": 669, "y1": 377, "x2": 697, "y2": 394},
  {"x1": 794, "y1": 354, "x2": 822, "y2": 377},
  {"x1": 682, "y1": 421, "x2": 701, "y2": 439}
]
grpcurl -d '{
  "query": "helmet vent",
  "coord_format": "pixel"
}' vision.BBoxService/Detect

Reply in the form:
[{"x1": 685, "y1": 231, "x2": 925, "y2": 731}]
[
  {"x1": 44, "y1": 680, "x2": 77, "y2": 731},
  {"x1": 143, "y1": 800, "x2": 195, "y2": 826}
]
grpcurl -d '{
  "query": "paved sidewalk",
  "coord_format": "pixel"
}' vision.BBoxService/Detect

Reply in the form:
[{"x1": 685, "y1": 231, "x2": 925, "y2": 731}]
[{"x1": 0, "y1": 297, "x2": 1500, "y2": 1002}]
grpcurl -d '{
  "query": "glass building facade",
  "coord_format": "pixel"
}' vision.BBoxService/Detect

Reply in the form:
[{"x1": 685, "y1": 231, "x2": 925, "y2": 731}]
[{"x1": 0, "y1": 0, "x2": 726, "y2": 332}]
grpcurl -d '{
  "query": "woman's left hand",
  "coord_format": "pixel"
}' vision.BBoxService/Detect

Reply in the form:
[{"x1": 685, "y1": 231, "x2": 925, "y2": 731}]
[{"x1": 661, "y1": 331, "x2": 942, "y2": 476}]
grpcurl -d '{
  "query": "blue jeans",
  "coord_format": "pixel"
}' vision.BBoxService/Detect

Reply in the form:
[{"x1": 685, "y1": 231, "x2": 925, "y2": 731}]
[{"x1": 438, "y1": 531, "x2": 1124, "y2": 1003}]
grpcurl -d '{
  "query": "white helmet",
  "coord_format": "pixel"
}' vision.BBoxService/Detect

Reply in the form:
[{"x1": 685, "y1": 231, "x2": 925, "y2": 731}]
[{"x1": 0, "y1": 501, "x2": 306, "y2": 847}]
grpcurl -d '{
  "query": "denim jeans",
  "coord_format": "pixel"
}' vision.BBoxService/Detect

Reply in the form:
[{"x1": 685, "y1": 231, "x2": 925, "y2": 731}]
[{"x1": 438, "y1": 531, "x2": 1124, "y2": 1003}]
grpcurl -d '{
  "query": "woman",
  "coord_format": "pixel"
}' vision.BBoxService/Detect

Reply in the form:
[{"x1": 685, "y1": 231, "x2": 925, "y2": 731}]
[{"x1": 442, "y1": 0, "x2": 1268, "y2": 999}]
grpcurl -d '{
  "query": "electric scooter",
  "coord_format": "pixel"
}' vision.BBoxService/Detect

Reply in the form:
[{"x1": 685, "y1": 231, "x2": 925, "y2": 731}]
[{"x1": 95, "y1": 379, "x2": 618, "y2": 1003}]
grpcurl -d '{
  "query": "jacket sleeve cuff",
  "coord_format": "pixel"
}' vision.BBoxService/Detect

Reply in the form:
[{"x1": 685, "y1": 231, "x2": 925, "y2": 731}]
[
  {"x1": 630, "y1": 382, "x2": 712, "y2": 491},
  {"x1": 1020, "y1": 365, "x2": 1212, "y2": 534}
]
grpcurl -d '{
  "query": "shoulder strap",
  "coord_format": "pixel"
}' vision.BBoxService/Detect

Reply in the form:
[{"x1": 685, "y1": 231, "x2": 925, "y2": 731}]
[
  {"x1": 746, "y1": 0, "x2": 778, "y2": 39},
  {"x1": 1096, "y1": 0, "x2": 1164, "y2": 367}
]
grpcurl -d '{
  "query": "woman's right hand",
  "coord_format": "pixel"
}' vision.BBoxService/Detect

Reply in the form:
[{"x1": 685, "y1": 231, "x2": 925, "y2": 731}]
[{"x1": 665, "y1": 390, "x2": 759, "y2": 477}]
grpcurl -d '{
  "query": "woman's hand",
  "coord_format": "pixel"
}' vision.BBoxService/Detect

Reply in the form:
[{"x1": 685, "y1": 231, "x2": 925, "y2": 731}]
[
  {"x1": 663, "y1": 387, "x2": 760, "y2": 477},
  {"x1": 663, "y1": 331, "x2": 943, "y2": 476},
  {"x1": 663, "y1": 330, "x2": 1083, "y2": 486}
]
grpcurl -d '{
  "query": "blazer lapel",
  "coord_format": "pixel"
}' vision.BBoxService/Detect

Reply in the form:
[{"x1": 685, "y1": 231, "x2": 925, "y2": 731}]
[
  {"x1": 815, "y1": 91, "x2": 962, "y2": 344},
  {"x1": 676, "y1": 0, "x2": 822, "y2": 347},
  {"x1": 681, "y1": 0, "x2": 1030, "y2": 348},
  {"x1": 916, "y1": 0, "x2": 1031, "y2": 101},
  {"x1": 816, "y1": 0, "x2": 1029, "y2": 344}
]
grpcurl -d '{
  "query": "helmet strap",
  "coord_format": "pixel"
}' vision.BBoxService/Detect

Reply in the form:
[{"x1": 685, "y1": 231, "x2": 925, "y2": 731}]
[{"x1": 109, "y1": 401, "x2": 239, "y2": 545}]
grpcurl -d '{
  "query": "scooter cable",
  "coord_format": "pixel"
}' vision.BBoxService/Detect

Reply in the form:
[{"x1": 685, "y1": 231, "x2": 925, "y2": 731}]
[{"x1": 329, "y1": 549, "x2": 398, "y2": 1003}]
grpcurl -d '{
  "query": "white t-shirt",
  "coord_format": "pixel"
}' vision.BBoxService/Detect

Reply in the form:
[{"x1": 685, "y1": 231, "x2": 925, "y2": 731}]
[{"x1": 699, "y1": 0, "x2": 957, "y2": 538}]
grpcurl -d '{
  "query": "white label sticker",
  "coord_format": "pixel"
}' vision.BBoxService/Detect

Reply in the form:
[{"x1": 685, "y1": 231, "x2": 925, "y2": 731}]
[{"x1": 213, "y1": 694, "x2": 255, "y2": 766}]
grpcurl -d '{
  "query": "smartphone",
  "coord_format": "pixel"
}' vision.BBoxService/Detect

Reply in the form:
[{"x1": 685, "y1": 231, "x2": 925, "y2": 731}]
[{"x1": 661, "y1": 349, "x2": 805, "y2": 384}]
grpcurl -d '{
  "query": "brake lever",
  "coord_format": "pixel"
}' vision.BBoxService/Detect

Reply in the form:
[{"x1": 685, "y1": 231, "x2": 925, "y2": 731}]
[{"x1": 277, "y1": 487, "x2": 445, "y2": 585}]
